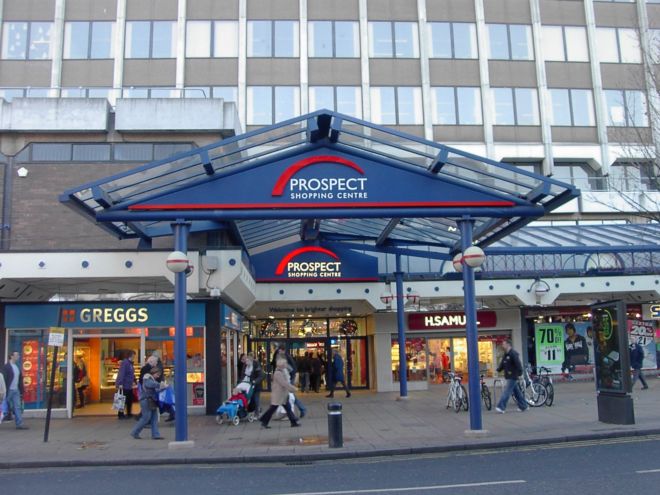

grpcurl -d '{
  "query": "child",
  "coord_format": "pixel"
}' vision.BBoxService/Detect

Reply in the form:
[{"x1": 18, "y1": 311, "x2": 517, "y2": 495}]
[{"x1": 228, "y1": 387, "x2": 248, "y2": 409}]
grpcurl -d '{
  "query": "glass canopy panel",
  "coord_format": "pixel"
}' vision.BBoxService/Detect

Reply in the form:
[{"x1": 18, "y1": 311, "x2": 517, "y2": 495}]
[{"x1": 320, "y1": 218, "x2": 392, "y2": 238}]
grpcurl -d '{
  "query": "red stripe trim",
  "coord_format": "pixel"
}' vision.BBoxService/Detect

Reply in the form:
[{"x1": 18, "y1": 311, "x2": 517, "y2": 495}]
[
  {"x1": 271, "y1": 155, "x2": 364, "y2": 196},
  {"x1": 129, "y1": 201, "x2": 515, "y2": 211},
  {"x1": 274, "y1": 246, "x2": 339, "y2": 275},
  {"x1": 257, "y1": 277, "x2": 379, "y2": 282}
]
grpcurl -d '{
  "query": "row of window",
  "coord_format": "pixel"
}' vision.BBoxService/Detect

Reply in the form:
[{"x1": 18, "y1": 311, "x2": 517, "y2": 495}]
[
  {"x1": 1, "y1": 20, "x2": 654, "y2": 64},
  {"x1": 0, "y1": 84, "x2": 646, "y2": 128}
]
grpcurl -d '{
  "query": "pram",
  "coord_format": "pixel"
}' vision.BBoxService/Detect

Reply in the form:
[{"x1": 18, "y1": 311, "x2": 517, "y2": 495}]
[{"x1": 215, "y1": 382, "x2": 257, "y2": 426}]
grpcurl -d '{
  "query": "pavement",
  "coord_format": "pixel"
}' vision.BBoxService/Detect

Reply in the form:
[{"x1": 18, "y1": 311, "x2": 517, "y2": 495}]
[{"x1": 1, "y1": 378, "x2": 660, "y2": 469}]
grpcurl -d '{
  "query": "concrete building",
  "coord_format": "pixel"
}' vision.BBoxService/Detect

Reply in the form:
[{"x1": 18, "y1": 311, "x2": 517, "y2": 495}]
[{"x1": 0, "y1": 0, "x2": 658, "y2": 416}]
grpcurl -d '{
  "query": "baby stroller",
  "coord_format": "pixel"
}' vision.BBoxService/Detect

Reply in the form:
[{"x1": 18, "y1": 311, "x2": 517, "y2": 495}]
[{"x1": 215, "y1": 383, "x2": 257, "y2": 426}]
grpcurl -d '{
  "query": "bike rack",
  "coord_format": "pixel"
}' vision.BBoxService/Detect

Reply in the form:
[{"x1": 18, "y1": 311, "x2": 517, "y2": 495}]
[{"x1": 492, "y1": 378, "x2": 505, "y2": 405}]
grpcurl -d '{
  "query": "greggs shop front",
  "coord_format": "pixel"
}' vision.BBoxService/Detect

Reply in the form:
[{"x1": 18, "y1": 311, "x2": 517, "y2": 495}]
[{"x1": 1, "y1": 301, "x2": 242, "y2": 417}]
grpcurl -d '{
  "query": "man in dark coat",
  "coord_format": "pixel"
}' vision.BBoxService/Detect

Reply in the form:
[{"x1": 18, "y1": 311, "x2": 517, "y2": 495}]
[
  {"x1": 630, "y1": 336, "x2": 649, "y2": 390},
  {"x1": 326, "y1": 349, "x2": 351, "y2": 398},
  {"x1": 495, "y1": 339, "x2": 527, "y2": 413},
  {"x1": 1, "y1": 351, "x2": 28, "y2": 429}
]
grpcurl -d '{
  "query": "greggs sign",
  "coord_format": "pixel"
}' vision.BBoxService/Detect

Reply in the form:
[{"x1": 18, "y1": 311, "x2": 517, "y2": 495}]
[{"x1": 252, "y1": 242, "x2": 378, "y2": 282}]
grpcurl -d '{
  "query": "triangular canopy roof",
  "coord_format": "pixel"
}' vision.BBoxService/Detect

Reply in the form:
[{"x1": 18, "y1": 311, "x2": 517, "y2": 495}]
[{"x1": 61, "y1": 110, "x2": 579, "y2": 257}]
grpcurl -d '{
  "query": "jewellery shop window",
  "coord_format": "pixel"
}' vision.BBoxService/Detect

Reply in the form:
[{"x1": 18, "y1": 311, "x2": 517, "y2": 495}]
[
  {"x1": 145, "y1": 326, "x2": 205, "y2": 406},
  {"x1": 391, "y1": 337, "x2": 427, "y2": 382},
  {"x1": 8, "y1": 329, "x2": 69, "y2": 410}
]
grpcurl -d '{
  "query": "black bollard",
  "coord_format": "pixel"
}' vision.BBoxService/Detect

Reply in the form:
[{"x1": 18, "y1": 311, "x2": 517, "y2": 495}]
[{"x1": 327, "y1": 402, "x2": 343, "y2": 448}]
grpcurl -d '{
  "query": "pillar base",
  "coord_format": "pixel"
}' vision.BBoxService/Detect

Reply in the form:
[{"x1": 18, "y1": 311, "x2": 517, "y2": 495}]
[
  {"x1": 464, "y1": 429, "x2": 489, "y2": 438},
  {"x1": 396, "y1": 395, "x2": 409, "y2": 401},
  {"x1": 168, "y1": 440, "x2": 196, "y2": 450}
]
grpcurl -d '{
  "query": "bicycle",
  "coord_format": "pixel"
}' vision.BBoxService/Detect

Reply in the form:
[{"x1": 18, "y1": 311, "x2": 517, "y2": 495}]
[
  {"x1": 480, "y1": 374, "x2": 492, "y2": 411},
  {"x1": 516, "y1": 364, "x2": 548, "y2": 407},
  {"x1": 445, "y1": 372, "x2": 469, "y2": 413},
  {"x1": 533, "y1": 366, "x2": 554, "y2": 407}
]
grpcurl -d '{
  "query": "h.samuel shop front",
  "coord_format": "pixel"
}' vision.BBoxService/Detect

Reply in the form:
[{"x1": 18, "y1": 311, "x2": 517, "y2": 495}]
[{"x1": 0, "y1": 301, "x2": 243, "y2": 418}]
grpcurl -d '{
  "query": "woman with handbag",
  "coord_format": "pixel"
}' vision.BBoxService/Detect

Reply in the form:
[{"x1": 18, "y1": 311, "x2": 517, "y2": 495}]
[
  {"x1": 74, "y1": 356, "x2": 89, "y2": 408},
  {"x1": 130, "y1": 366, "x2": 166, "y2": 440}
]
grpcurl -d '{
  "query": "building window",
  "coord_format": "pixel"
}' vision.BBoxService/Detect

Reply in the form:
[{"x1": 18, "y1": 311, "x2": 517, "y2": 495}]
[
  {"x1": 492, "y1": 88, "x2": 539, "y2": 125},
  {"x1": 212, "y1": 86, "x2": 238, "y2": 102},
  {"x1": 247, "y1": 20, "x2": 299, "y2": 57},
  {"x1": 370, "y1": 87, "x2": 423, "y2": 125},
  {"x1": 61, "y1": 87, "x2": 111, "y2": 99},
  {"x1": 1, "y1": 22, "x2": 53, "y2": 59},
  {"x1": 431, "y1": 87, "x2": 482, "y2": 125},
  {"x1": 64, "y1": 22, "x2": 114, "y2": 59},
  {"x1": 427, "y1": 22, "x2": 477, "y2": 59},
  {"x1": 610, "y1": 161, "x2": 660, "y2": 192},
  {"x1": 309, "y1": 86, "x2": 362, "y2": 118},
  {"x1": 122, "y1": 87, "x2": 181, "y2": 98},
  {"x1": 541, "y1": 26, "x2": 588, "y2": 62},
  {"x1": 549, "y1": 89, "x2": 595, "y2": 126},
  {"x1": 487, "y1": 24, "x2": 533, "y2": 60},
  {"x1": 604, "y1": 89, "x2": 648, "y2": 127},
  {"x1": 185, "y1": 21, "x2": 238, "y2": 58},
  {"x1": 308, "y1": 21, "x2": 359, "y2": 57},
  {"x1": 247, "y1": 86, "x2": 300, "y2": 125},
  {"x1": 368, "y1": 22, "x2": 419, "y2": 58},
  {"x1": 125, "y1": 21, "x2": 177, "y2": 58},
  {"x1": 596, "y1": 28, "x2": 641, "y2": 63},
  {"x1": 554, "y1": 162, "x2": 606, "y2": 191}
]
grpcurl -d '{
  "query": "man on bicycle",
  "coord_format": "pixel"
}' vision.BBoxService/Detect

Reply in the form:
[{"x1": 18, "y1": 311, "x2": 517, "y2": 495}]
[{"x1": 495, "y1": 339, "x2": 528, "y2": 413}]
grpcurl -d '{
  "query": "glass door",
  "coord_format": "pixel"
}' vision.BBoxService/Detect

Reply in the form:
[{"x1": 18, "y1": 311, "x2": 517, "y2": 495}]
[{"x1": 343, "y1": 337, "x2": 369, "y2": 388}]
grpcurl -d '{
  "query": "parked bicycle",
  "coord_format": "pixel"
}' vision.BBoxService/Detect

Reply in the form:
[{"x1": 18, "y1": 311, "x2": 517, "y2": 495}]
[
  {"x1": 480, "y1": 374, "x2": 492, "y2": 410},
  {"x1": 532, "y1": 366, "x2": 554, "y2": 407},
  {"x1": 515, "y1": 364, "x2": 548, "y2": 407},
  {"x1": 445, "y1": 372, "x2": 469, "y2": 413}
]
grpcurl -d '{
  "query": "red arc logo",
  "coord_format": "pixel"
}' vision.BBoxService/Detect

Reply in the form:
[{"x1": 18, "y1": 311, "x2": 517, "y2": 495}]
[
  {"x1": 271, "y1": 155, "x2": 365, "y2": 196},
  {"x1": 275, "y1": 246, "x2": 339, "y2": 275}
]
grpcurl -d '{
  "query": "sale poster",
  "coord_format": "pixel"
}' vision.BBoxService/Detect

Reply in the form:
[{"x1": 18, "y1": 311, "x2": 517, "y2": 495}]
[
  {"x1": 534, "y1": 324, "x2": 565, "y2": 373},
  {"x1": 628, "y1": 320, "x2": 657, "y2": 370},
  {"x1": 21, "y1": 340, "x2": 39, "y2": 402},
  {"x1": 534, "y1": 321, "x2": 595, "y2": 373}
]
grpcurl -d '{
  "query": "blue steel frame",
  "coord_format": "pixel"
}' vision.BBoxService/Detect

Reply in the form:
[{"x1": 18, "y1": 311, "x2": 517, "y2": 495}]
[{"x1": 60, "y1": 111, "x2": 581, "y2": 433}]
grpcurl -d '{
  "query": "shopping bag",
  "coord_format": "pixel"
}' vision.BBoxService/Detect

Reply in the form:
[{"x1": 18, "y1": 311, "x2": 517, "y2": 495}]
[
  {"x1": 112, "y1": 390, "x2": 126, "y2": 411},
  {"x1": 158, "y1": 386, "x2": 175, "y2": 406}
]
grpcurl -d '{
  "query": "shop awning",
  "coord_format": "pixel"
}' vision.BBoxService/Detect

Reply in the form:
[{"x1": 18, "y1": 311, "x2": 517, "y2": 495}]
[{"x1": 60, "y1": 110, "x2": 579, "y2": 258}]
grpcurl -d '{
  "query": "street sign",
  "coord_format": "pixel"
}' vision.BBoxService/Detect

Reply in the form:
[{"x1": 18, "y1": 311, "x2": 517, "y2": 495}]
[{"x1": 47, "y1": 327, "x2": 65, "y2": 347}]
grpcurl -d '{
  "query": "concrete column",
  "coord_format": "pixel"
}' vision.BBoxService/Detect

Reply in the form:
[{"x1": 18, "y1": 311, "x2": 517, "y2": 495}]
[
  {"x1": 175, "y1": 0, "x2": 187, "y2": 95},
  {"x1": 238, "y1": 0, "x2": 247, "y2": 126},
  {"x1": 529, "y1": 0, "x2": 554, "y2": 176},
  {"x1": 474, "y1": 0, "x2": 494, "y2": 158},
  {"x1": 359, "y1": 0, "x2": 371, "y2": 120},
  {"x1": 50, "y1": 0, "x2": 66, "y2": 96},
  {"x1": 112, "y1": 0, "x2": 127, "y2": 105},
  {"x1": 584, "y1": 0, "x2": 610, "y2": 173},
  {"x1": 300, "y1": 0, "x2": 308, "y2": 114},
  {"x1": 417, "y1": 0, "x2": 433, "y2": 141}
]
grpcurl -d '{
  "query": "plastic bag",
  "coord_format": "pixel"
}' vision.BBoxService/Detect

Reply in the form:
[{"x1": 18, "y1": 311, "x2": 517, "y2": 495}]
[{"x1": 112, "y1": 390, "x2": 126, "y2": 411}]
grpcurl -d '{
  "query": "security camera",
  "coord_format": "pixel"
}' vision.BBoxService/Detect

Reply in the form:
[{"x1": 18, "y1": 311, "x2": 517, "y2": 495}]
[
  {"x1": 185, "y1": 264, "x2": 194, "y2": 278},
  {"x1": 210, "y1": 287, "x2": 221, "y2": 298}
]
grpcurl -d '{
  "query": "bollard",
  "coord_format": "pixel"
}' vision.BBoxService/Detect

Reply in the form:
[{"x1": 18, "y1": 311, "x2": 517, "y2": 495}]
[{"x1": 327, "y1": 402, "x2": 343, "y2": 448}]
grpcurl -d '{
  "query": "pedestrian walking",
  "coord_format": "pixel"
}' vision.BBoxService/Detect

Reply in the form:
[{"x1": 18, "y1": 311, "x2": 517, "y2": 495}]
[
  {"x1": 0, "y1": 370, "x2": 6, "y2": 423},
  {"x1": 495, "y1": 339, "x2": 527, "y2": 413},
  {"x1": 74, "y1": 356, "x2": 89, "y2": 408},
  {"x1": 259, "y1": 358, "x2": 300, "y2": 429},
  {"x1": 310, "y1": 353, "x2": 322, "y2": 392},
  {"x1": 1, "y1": 351, "x2": 29, "y2": 429},
  {"x1": 115, "y1": 350, "x2": 136, "y2": 419},
  {"x1": 239, "y1": 352, "x2": 265, "y2": 414},
  {"x1": 271, "y1": 345, "x2": 307, "y2": 417},
  {"x1": 299, "y1": 352, "x2": 312, "y2": 392},
  {"x1": 130, "y1": 366, "x2": 166, "y2": 440},
  {"x1": 630, "y1": 337, "x2": 649, "y2": 390},
  {"x1": 326, "y1": 349, "x2": 351, "y2": 398}
]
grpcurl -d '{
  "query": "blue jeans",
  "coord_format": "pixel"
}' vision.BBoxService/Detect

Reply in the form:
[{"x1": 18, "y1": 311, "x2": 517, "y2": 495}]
[
  {"x1": 496, "y1": 378, "x2": 528, "y2": 411},
  {"x1": 6, "y1": 389, "x2": 24, "y2": 427},
  {"x1": 131, "y1": 399, "x2": 161, "y2": 438},
  {"x1": 294, "y1": 396, "x2": 306, "y2": 415}
]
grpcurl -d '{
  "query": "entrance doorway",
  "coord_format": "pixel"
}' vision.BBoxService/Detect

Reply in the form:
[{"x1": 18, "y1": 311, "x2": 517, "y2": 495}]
[{"x1": 72, "y1": 336, "x2": 141, "y2": 416}]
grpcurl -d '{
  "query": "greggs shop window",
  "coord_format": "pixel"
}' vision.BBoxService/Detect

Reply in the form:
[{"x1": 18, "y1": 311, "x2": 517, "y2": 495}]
[{"x1": 4, "y1": 302, "x2": 207, "y2": 413}]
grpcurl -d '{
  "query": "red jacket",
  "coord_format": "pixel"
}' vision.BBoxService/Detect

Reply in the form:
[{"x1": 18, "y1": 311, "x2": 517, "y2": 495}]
[{"x1": 229, "y1": 392, "x2": 248, "y2": 408}]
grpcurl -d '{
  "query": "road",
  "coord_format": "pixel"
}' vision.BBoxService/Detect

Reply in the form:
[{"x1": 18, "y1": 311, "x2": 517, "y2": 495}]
[{"x1": 2, "y1": 435, "x2": 660, "y2": 494}]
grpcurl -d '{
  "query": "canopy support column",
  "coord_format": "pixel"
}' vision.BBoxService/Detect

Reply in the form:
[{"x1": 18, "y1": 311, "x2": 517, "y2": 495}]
[
  {"x1": 458, "y1": 218, "x2": 483, "y2": 431},
  {"x1": 395, "y1": 254, "x2": 408, "y2": 399},
  {"x1": 173, "y1": 220, "x2": 191, "y2": 443}
]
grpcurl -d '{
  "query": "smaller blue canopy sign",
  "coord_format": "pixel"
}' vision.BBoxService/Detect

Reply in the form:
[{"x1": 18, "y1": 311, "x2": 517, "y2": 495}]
[{"x1": 252, "y1": 242, "x2": 378, "y2": 282}]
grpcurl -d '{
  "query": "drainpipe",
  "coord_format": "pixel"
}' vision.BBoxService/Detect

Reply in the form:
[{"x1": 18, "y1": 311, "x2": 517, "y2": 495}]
[{"x1": 1, "y1": 155, "x2": 14, "y2": 251}]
